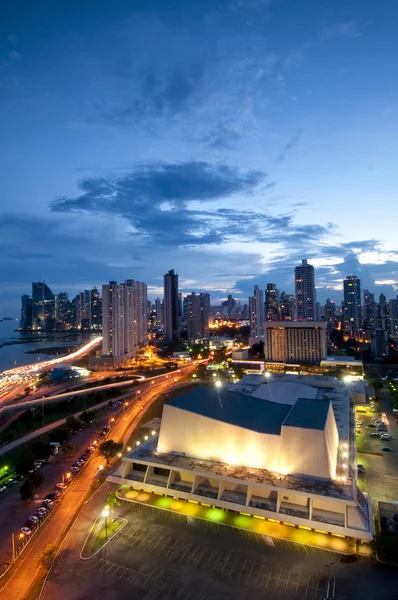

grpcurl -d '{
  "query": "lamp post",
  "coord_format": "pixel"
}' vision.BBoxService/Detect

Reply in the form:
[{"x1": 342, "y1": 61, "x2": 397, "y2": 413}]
[
  {"x1": 325, "y1": 561, "x2": 334, "y2": 579},
  {"x1": 102, "y1": 507, "x2": 110, "y2": 544}
]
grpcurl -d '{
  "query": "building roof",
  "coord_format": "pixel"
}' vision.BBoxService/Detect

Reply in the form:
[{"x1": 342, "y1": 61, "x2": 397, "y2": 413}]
[
  {"x1": 166, "y1": 386, "x2": 292, "y2": 435},
  {"x1": 251, "y1": 381, "x2": 318, "y2": 405},
  {"x1": 282, "y1": 398, "x2": 330, "y2": 430}
]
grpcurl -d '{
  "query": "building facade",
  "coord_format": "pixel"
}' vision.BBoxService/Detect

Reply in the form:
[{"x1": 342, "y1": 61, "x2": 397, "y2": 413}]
[
  {"x1": 102, "y1": 279, "x2": 147, "y2": 361},
  {"x1": 279, "y1": 292, "x2": 294, "y2": 321},
  {"x1": 294, "y1": 259, "x2": 316, "y2": 321},
  {"x1": 20, "y1": 294, "x2": 32, "y2": 329},
  {"x1": 32, "y1": 282, "x2": 55, "y2": 329},
  {"x1": 163, "y1": 269, "x2": 180, "y2": 342},
  {"x1": 389, "y1": 298, "x2": 398, "y2": 338},
  {"x1": 263, "y1": 321, "x2": 327, "y2": 364},
  {"x1": 249, "y1": 285, "x2": 264, "y2": 339},
  {"x1": 265, "y1": 283, "x2": 279, "y2": 321},
  {"x1": 186, "y1": 292, "x2": 210, "y2": 340},
  {"x1": 343, "y1": 276, "x2": 362, "y2": 339}
]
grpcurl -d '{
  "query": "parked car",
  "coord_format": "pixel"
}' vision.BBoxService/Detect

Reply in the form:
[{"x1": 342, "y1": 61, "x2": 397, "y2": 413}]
[
  {"x1": 35, "y1": 511, "x2": 46, "y2": 519},
  {"x1": 70, "y1": 466, "x2": 80, "y2": 473},
  {"x1": 20, "y1": 527, "x2": 32, "y2": 536},
  {"x1": 46, "y1": 491, "x2": 60, "y2": 500},
  {"x1": 46, "y1": 455, "x2": 54, "y2": 463},
  {"x1": 56, "y1": 483, "x2": 67, "y2": 490},
  {"x1": 381, "y1": 447, "x2": 393, "y2": 452},
  {"x1": 380, "y1": 434, "x2": 392, "y2": 440},
  {"x1": 41, "y1": 500, "x2": 53, "y2": 509},
  {"x1": 369, "y1": 432, "x2": 379, "y2": 438},
  {"x1": 28, "y1": 515, "x2": 39, "y2": 524},
  {"x1": 0, "y1": 485, "x2": 6, "y2": 492},
  {"x1": 368, "y1": 423, "x2": 377, "y2": 428},
  {"x1": 6, "y1": 479, "x2": 16, "y2": 487}
]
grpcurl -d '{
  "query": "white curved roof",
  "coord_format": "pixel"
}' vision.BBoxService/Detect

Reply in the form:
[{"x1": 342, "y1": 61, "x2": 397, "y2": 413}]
[{"x1": 250, "y1": 381, "x2": 318, "y2": 405}]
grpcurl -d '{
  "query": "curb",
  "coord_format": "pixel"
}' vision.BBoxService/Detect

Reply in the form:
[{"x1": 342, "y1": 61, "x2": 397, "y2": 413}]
[{"x1": 79, "y1": 517, "x2": 128, "y2": 560}]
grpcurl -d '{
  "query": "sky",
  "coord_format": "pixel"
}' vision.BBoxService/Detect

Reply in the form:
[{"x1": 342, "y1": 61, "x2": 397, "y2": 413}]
[{"x1": 1, "y1": 0, "x2": 398, "y2": 315}]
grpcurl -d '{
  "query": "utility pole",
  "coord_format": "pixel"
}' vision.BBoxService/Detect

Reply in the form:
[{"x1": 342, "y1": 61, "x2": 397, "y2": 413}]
[{"x1": 11, "y1": 533, "x2": 15, "y2": 563}]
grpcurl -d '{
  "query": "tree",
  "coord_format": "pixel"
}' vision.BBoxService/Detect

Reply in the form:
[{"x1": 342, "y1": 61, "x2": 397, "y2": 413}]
[
  {"x1": 28, "y1": 470, "x2": 43, "y2": 488},
  {"x1": 105, "y1": 491, "x2": 121, "y2": 514},
  {"x1": 20, "y1": 479, "x2": 34, "y2": 502},
  {"x1": 80, "y1": 410, "x2": 95, "y2": 424},
  {"x1": 99, "y1": 440, "x2": 123, "y2": 464},
  {"x1": 49, "y1": 425, "x2": 70, "y2": 444},
  {"x1": 37, "y1": 544, "x2": 58, "y2": 570},
  {"x1": 31, "y1": 440, "x2": 51, "y2": 461},
  {"x1": 65, "y1": 416, "x2": 83, "y2": 432},
  {"x1": 368, "y1": 379, "x2": 383, "y2": 391},
  {"x1": 62, "y1": 441, "x2": 75, "y2": 456},
  {"x1": 14, "y1": 454, "x2": 34, "y2": 477}
]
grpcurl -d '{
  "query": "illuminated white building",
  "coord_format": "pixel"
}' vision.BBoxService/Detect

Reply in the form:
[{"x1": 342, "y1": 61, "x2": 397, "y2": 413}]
[
  {"x1": 102, "y1": 279, "x2": 147, "y2": 362},
  {"x1": 110, "y1": 376, "x2": 372, "y2": 541},
  {"x1": 264, "y1": 321, "x2": 327, "y2": 364}
]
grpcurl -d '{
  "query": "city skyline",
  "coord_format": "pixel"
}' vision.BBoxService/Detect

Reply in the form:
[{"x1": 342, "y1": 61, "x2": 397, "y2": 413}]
[{"x1": 1, "y1": 0, "x2": 398, "y2": 316}]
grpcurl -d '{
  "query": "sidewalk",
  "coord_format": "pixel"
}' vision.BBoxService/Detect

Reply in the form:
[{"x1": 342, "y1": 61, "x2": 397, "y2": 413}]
[{"x1": 117, "y1": 484, "x2": 357, "y2": 555}]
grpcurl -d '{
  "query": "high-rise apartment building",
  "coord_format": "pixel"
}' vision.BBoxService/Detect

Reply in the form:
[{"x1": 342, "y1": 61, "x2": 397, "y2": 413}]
[
  {"x1": 186, "y1": 292, "x2": 210, "y2": 340},
  {"x1": 378, "y1": 294, "x2": 388, "y2": 330},
  {"x1": 279, "y1": 292, "x2": 294, "y2": 321},
  {"x1": 55, "y1": 292, "x2": 69, "y2": 326},
  {"x1": 265, "y1": 283, "x2": 279, "y2": 321},
  {"x1": 294, "y1": 259, "x2": 316, "y2": 320},
  {"x1": 155, "y1": 298, "x2": 162, "y2": 326},
  {"x1": 102, "y1": 280, "x2": 148, "y2": 360},
  {"x1": 363, "y1": 290, "x2": 376, "y2": 331},
  {"x1": 20, "y1": 295, "x2": 32, "y2": 329},
  {"x1": 163, "y1": 269, "x2": 180, "y2": 342},
  {"x1": 32, "y1": 282, "x2": 55, "y2": 329},
  {"x1": 124, "y1": 280, "x2": 148, "y2": 354},
  {"x1": 389, "y1": 298, "x2": 398, "y2": 338},
  {"x1": 249, "y1": 285, "x2": 264, "y2": 339},
  {"x1": 343, "y1": 275, "x2": 362, "y2": 339},
  {"x1": 90, "y1": 288, "x2": 102, "y2": 329},
  {"x1": 324, "y1": 298, "x2": 336, "y2": 333},
  {"x1": 264, "y1": 321, "x2": 327, "y2": 364}
]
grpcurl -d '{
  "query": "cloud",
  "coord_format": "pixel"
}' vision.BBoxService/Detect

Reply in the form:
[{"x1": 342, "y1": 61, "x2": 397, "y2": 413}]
[
  {"x1": 8, "y1": 50, "x2": 22, "y2": 61},
  {"x1": 102, "y1": 64, "x2": 205, "y2": 127},
  {"x1": 204, "y1": 122, "x2": 241, "y2": 150},
  {"x1": 276, "y1": 129, "x2": 302, "y2": 162},
  {"x1": 319, "y1": 21, "x2": 362, "y2": 41}
]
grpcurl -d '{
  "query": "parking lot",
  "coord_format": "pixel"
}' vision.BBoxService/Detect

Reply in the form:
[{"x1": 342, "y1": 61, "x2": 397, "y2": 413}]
[
  {"x1": 355, "y1": 391, "x2": 398, "y2": 511},
  {"x1": 43, "y1": 494, "x2": 398, "y2": 600}
]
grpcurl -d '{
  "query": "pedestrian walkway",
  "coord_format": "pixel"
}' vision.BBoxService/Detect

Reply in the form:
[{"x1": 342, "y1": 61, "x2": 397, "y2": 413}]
[{"x1": 117, "y1": 485, "x2": 356, "y2": 555}]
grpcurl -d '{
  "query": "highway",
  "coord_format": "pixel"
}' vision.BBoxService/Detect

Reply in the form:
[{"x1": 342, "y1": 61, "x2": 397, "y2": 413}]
[
  {"x1": 0, "y1": 363, "x2": 195, "y2": 600},
  {"x1": 0, "y1": 337, "x2": 102, "y2": 402}
]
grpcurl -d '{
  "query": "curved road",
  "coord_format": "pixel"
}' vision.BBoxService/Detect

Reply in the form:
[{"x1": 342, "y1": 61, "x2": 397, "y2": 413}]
[{"x1": 0, "y1": 364, "x2": 195, "y2": 600}]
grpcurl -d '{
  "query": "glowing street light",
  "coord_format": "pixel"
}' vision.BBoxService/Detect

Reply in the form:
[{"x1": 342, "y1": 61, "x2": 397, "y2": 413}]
[
  {"x1": 136, "y1": 441, "x2": 140, "y2": 446},
  {"x1": 215, "y1": 380, "x2": 222, "y2": 389},
  {"x1": 102, "y1": 507, "x2": 110, "y2": 543},
  {"x1": 98, "y1": 465, "x2": 104, "y2": 471},
  {"x1": 144, "y1": 435, "x2": 148, "y2": 441},
  {"x1": 127, "y1": 446, "x2": 132, "y2": 452},
  {"x1": 151, "y1": 430, "x2": 156, "y2": 435},
  {"x1": 265, "y1": 372, "x2": 271, "y2": 379}
]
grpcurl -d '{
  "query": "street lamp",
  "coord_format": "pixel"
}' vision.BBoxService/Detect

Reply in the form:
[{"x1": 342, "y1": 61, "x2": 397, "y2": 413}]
[
  {"x1": 102, "y1": 507, "x2": 110, "y2": 543},
  {"x1": 215, "y1": 380, "x2": 222, "y2": 389},
  {"x1": 127, "y1": 446, "x2": 132, "y2": 452},
  {"x1": 98, "y1": 465, "x2": 104, "y2": 472},
  {"x1": 325, "y1": 561, "x2": 334, "y2": 578}
]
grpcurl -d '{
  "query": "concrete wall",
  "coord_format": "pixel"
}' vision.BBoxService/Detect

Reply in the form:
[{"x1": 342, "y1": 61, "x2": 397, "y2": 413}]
[
  {"x1": 280, "y1": 427, "x2": 330, "y2": 479},
  {"x1": 158, "y1": 404, "x2": 282, "y2": 472}
]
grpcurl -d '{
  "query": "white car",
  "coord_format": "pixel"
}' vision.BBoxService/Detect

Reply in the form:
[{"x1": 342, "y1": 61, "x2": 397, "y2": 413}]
[
  {"x1": 70, "y1": 467, "x2": 80, "y2": 473},
  {"x1": 28, "y1": 515, "x2": 39, "y2": 523},
  {"x1": 56, "y1": 483, "x2": 67, "y2": 490},
  {"x1": 380, "y1": 434, "x2": 391, "y2": 440},
  {"x1": 20, "y1": 527, "x2": 32, "y2": 536}
]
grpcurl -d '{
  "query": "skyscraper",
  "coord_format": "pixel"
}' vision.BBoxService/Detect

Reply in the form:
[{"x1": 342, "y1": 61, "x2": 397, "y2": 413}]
[
  {"x1": 265, "y1": 283, "x2": 279, "y2": 321},
  {"x1": 378, "y1": 293, "x2": 388, "y2": 330},
  {"x1": 389, "y1": 298, "x2": 398, "y2": 338},
  {"x1": 90, "y1": 287, "x2": 102, "y2": 329},
  {"x1": 155, "y1": 298, "x2": 162, "y2": 326},
  {"x1": 324, "y1": 298, "x2": 336, "y2": 334},
  {"x1": 294, "y1": 259, "x2": 316, "y2": 320},
  {"x1": 363, "y1": 290, "x2": 376, "y2": 331},
  {"x1": 343, "y1": 275, "x2": 362, "y2": 339},
  {"x1": 20, "y1": 294, "x2": 32, "y2": 329},
  {"x1": 163, "y1": 269, "x2": 179, "y2": 342},
  {"x1": 279, "y1": 292, "x2": 294, "y2": 321},
  {"x1": 186, "y1": 292, "x2": 210, "y2": 340},
  {"x1": 55, "y1": 292, "x2": 68, "y2": 326},
  {"x1": 249, "y1": 285, "x2": 264, "y2": 339},
  {"x1": 32, "y1": 282, "x2": 55, "y2": 329},
  {"x1": 263, "y1": 322, "x2": 327, "y2": 364},
  {"x1": 102, "y1": 279, "x2": 147, "y2": 360}
]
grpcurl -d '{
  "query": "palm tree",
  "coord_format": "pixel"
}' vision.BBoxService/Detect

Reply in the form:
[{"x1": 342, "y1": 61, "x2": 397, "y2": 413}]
[{"x1": 105, "y1": 491, "x2": 120, "y2": 514}]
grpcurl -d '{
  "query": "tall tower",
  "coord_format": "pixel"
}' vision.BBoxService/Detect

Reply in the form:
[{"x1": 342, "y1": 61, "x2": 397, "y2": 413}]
[
  {"x1": 186, "y1": 292, "x2": 210, "y2": 340},
  {"x1": 249, "y1": 285, "x2": 264, "y2": 339},
  {"x1": 363, "y1": 290, "x2": 376, "y2": 331},
  {"x1": 343, "y1": 275, "x2": 362, "y2": 339},
  {"x1": 265, "y1": 283, "x2": 279, "y2": 321},
  {"x1": 163, "y1": 269, "x2": 180, "y2": 342},
  {"x1": 294, "y1": 259, "x2": 316, "y2": 321},
  {"x1": 32, "y1": 282, "x2": 55, "y2": 329}
]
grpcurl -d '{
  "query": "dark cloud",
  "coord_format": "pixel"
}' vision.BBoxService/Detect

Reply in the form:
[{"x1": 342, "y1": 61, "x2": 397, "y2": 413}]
[
  {"x1": 102, "y1": 64, "x2": 205, "y2": 127},
  {"x1": 276, "y1": 129, "x2": 302, "y2": 162},
  {"x1": 205, "y1": 122, "x2": 242, "y2": 150}
]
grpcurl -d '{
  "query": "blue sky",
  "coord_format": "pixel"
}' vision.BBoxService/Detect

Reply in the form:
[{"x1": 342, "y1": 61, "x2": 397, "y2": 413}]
[{"x1": 1, "y1": 0, "x2": 398, "y2": 314}]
